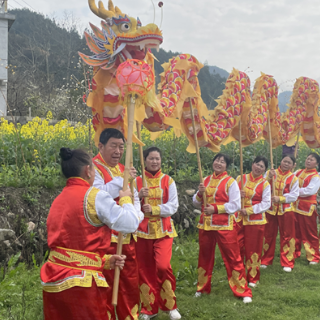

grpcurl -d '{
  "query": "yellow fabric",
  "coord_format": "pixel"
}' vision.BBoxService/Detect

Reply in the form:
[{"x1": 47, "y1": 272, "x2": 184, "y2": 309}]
[
  {"x1": 84, "y1": 187, "x2": 104, "y2": 227},
  {"x1": 103, "y1": 254, "x2": 112, "y2": 270},
  {"x1": 217, "y1": 205, "x2": 226, "y2": 214},
  {"x1": 246, "y1": 207, "x2": 254, "y2": 216},
  {"x1": 119, "y1": 196, "x2": 132, "y2": 206},
  {"x1": 151, "y1": 206, "x2": 161, "y2": 216}
]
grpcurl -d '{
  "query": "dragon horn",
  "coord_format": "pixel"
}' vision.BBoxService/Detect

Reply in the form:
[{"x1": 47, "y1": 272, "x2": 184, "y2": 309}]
[
  {"x1": 108, "y1": 0, "x2": 115, "y2": 12},
  {"x1": 98, "y1": 0, "x2": 115, "y2": 18},
  {"x1": 115, "y1": 6, "x2": 122, "y2": 15}
]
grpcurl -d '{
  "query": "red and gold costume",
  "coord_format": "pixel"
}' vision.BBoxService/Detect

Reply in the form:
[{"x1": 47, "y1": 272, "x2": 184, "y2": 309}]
[
  {"x1": 135, "y1": 170, "x2": 179, "y2": 316},
  {"x1": 193, "y1": 171, "x2": 252, "y2": 298},
  {"x1": 41, "y1": 178, "x2": 141, "y2": 320},
  {"x1": 293, "y1": 168, "x2": 320, "y2": 262},
  {"x1": 93, "y1": 153, "x2": 140, "y2": 320},
  {"x1": 236, "y1": 173, "x2": 270, "y2": 284},
  {"x1": 261, "y1": 168, "x2": 299, "y2": 268}
]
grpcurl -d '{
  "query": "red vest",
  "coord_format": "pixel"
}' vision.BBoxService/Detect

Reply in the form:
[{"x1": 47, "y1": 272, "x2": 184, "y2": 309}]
[
  {"x1": 135, "y1": 170, "x2": 177, "y2": 239},
  {"x1": 237, "y1": 173, "x2": 268, "y2": 225},
  {"x1": 40, "y1": 178, "x2": 111, "y2": 292},
  {"x1": 294, "y1": 168, "x2": 318, "y2": 216},
  {"x1": 197, "y1": 171, "x2": 235, "y2": 231},
  {"x1": 266, "y1": 167, "x2": 297, "y2": 215}
]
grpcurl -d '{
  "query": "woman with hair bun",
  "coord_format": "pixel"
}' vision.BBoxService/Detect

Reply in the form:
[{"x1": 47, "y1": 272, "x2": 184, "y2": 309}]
[
  {"x1": 261, "y1": 155, "x2": 299, "y2": 272},
  {"x1": 236, "y1": 155, "x2": 271, "y2": 288},
  {"x1": 41, "y1": 148, "x2": 143, "y2": 320},
  {"x1": 193, "y1": 153, "x2": 252, "y2": 304},
  {"x1": 293, "y1": 152, "x2": 320, "y2": 264}
]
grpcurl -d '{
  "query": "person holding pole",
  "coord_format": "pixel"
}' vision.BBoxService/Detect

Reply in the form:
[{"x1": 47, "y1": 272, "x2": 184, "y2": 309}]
[
  {"x1": 92, "y1": 128, "x2": 141, "y2": 320},
  {"x1": 236, "y1": 155, "x2": 271, "y2": 288},
  {"x1": 261, "y1": 155, "x2": 299, "y2": 272},
  {"x1": 193, "y1": 153, "x2": 252, "y2": 303},
  {"x1": 293, "y1": 152, "x2": 320, "y2": 264},
  {"x1": 41, "y1": 148, "x2": 143, "y2": 320},
  {"x1": 135, "y1": 146, "x2": 181, "y2": 320}
]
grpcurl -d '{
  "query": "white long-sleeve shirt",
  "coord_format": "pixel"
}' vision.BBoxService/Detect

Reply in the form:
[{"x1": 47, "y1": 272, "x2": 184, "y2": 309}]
[
  {"x1": 157, "y1": 181, "x2": 179, "y2": 218},
  {"x1": 192, "y1": 180, "x2": 241, "y2": 214},
  {"x1": 93, "y1": 171, "x2": 141, "y2": 214},
  {"x1": 95, "y1": 189, "x2": 143, "y2": 233},
  {"x1": 299, "y1": 176, "x2": 320, "y2": 197}
]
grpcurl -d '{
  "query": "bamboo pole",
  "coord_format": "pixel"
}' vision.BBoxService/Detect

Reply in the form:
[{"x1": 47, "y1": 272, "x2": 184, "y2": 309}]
[
  {"x1": 130, "y1": 152, "x2": 134, "y2": 204},
  {"x1": 136, "y1": 122, "x2": 148, "y2": 204},
  {"x1": 189, "y1": 98, "x2": 206, "y2": 207},
  {"x1": 239, "y1": 121, "x2": 244, "y2": 209},
  {"x1": 112, "y1": 95, "x2": 135, "y2": 306},
  {"x1": 267, "y1": 111, "x2": 275, "y2": 197}
]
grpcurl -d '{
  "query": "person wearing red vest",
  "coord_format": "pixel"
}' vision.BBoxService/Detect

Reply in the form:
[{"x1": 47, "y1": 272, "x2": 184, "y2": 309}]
[
  {"x1": 135, "y1": 146, "x2": 181, "y2": 320},
  {"x1": 193, "y1": 153, "x2": 252, "y2": 304},
  {"x1": 261, "y1": 155, "x2": 299, "y2": 272},
  {"x1": 92, "y1": 128, "x2": 141, "y2": 320},
  {"x1": 236, "y1": 155, "x2": 271, "y2": 288},
  {"x1": 41, "y1": 148, "x2": 143, "y2": 320},
  {"x1": 293, "y1": 152, "x2": 320, "y2": 264}
]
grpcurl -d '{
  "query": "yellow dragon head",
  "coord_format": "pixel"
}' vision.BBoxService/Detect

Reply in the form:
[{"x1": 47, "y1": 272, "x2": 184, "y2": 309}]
[{"x1": 79, "y1": 0, "x2": 163, "y2": 68}]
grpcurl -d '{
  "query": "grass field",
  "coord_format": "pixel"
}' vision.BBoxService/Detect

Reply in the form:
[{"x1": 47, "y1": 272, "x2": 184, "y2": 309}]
[{"x1": 1, "y1": 234, "x2": 320, "y2": 320}]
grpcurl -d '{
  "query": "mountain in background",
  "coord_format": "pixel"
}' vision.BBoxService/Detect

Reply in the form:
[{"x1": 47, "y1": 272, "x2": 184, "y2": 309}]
[
  {"x1": 208, "y1": 65, "x2": 229, "y2": 79},
  {"x1": 278, "y1": 91, "x2": 292, "y2": 113}
]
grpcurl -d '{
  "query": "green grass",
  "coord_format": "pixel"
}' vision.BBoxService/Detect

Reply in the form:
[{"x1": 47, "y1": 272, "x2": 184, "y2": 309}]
[{"x1": 1, "y1": 235, "x2": 320, "y2": 320}]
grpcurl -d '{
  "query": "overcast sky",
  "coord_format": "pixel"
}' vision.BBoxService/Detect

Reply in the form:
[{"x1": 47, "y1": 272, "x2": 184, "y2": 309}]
[{"x1": 10, "y1": 0, "x2": 320, "y2": 92}]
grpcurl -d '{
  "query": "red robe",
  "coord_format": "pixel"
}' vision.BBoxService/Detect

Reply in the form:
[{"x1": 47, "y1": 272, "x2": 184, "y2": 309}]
[{"x1": 41, "y1": 178, "x2": 111, "y2": 320}]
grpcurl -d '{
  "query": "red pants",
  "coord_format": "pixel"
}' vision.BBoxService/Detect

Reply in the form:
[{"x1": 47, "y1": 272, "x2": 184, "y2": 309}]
[
  {"x1": 261, "y1": 212, "x2": 296, "y2": 268},
  {"x1": 104, "y1": 238, "x2": 140, "y2": 320},
  {"x1": 43, "y1": 281, "x2": 109, "y2": 320},
  {"x1": 236, "y1": 221, "x2": 265, "y2": 284},
  {"x1": 294, "y1": 211, "x2": 320, "y2": 263},
  {"x1": 197, "y1": 227, "x2": 252, "y2": 298},
  {"x1": 136, "y1": 236, "x2": 177, "y2": 315},
  {"x1": 294, "y1": 212, "x2": 302, "y2": 258}
]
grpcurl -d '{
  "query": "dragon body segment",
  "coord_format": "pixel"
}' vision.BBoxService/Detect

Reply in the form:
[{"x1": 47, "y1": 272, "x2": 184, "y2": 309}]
[{"x1": 80, "y1": 0, "x2": 320, "y2": 151}]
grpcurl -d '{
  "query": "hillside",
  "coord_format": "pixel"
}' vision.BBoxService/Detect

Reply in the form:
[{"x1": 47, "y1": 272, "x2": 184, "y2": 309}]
[{"x1": 6, "y1": 8, "x2": 228, "y2": 119}]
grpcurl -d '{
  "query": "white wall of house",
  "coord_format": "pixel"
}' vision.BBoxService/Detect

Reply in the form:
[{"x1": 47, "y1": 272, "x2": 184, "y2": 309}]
[{"x1": 0, "y1": 3, "x2": 15, "y2": 116}]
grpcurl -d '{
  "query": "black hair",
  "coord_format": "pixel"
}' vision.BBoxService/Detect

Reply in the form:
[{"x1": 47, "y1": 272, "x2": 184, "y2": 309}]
[
  {"x1": 99, "y1": 128, "x2": 125, "y2": 145},
  {"x1": 143, "y1": 147, "x2": 162, "y2": 160},
  {"x1": 281, "y1": 154, "x2": 296, "y2": 165},
  {"x1": 59, "y1": 148, "x2": 92, "y2": 179},
  {"x1": 253, "y1": 155, "x2": 268, "y2": 169},
  {"x1": 212, "y1": 153, "x2": 231, "y2": 169},
  {"x1": 307, "y1": 152, "x2": 320, "y2": 171}
]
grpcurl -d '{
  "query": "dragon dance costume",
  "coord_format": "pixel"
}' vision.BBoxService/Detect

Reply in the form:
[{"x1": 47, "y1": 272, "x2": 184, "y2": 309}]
[
  {"x1": 93, "y1": 153, "x2": 141, "y2": 320},
  {"x1": 236, "y1": 173, "x2": 270, "y2": 284},
  {"x1": 193, "y1": 171, "x2": 252, "y2": 298},
  {"x1": 41, "y1": 178, "x2": 142, "y2": 320},
  {"x1": 261, "y1": 168, "x2": 299, "y2": 269},
  {"x1": 293, "y1": 169, "x2": 320, "y2": 263},
  {"x1": 135, "y1": 169, "x2": 179, "y2": 316}
]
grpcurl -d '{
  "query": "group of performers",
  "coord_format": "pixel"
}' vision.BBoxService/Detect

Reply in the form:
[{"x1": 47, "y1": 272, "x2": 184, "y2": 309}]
[
  {"x1": 40, "y1": 127, "x2": 320, "y2": 319},
  {"x1": 193, "y1": 151, "x2": 320, "y2": 304}
]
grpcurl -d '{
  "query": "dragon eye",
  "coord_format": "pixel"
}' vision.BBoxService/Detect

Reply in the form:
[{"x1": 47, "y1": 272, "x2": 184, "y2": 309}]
[{"x1": 120, "y1": 23, "x2": 130, "y2": 31}]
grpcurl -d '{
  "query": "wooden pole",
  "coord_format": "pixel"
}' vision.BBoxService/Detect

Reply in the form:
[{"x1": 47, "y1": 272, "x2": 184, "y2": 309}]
[
  {"x1": 239, "y1": 121, "x2": 244, "y2": 209},
  {"x1": 130, "y1": 152, "x2": 134, "y2": 204},
  {"x1": 189, "y1": 98, "x2": 206, "y2": 207},
  {"x1": 294, "y1": 132, "x2": 300, "y2": 159},
  {"x1": 136, "y1": 121, "x2": 148, "y2": 204},
  {"x1": 112, "y1": 94, "x2": 135, "y2": 306},
  {"x1": 267, "y1": 111, "x2": 275, "y2": 197}
]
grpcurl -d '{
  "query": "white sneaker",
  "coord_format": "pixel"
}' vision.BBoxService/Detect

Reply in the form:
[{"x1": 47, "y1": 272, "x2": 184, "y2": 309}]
[
  {"x1": 309, "y1": 261, "x2": 318, "y2": 265},
  {"x1": 139, "y1": 314, "x2": 157, "y2": 320},
  {"x1": 260, "y1": 264, "x2": 267, "y2": 269},
  {"x1": 169, "y1": 309, "x2": 181, "y2": 320},
  {"x1": 283, "y1": 267, "x2": 292, "y2": 272},
  {"x1": 243, "y1": 297, "x2": 252, "y2": 303},
  {"x1": 194, "y1": 292, "x2": 202, "y2": 298},
  {"x1": 248, "y1": 282, "x2": 256, "y2": 288}
]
